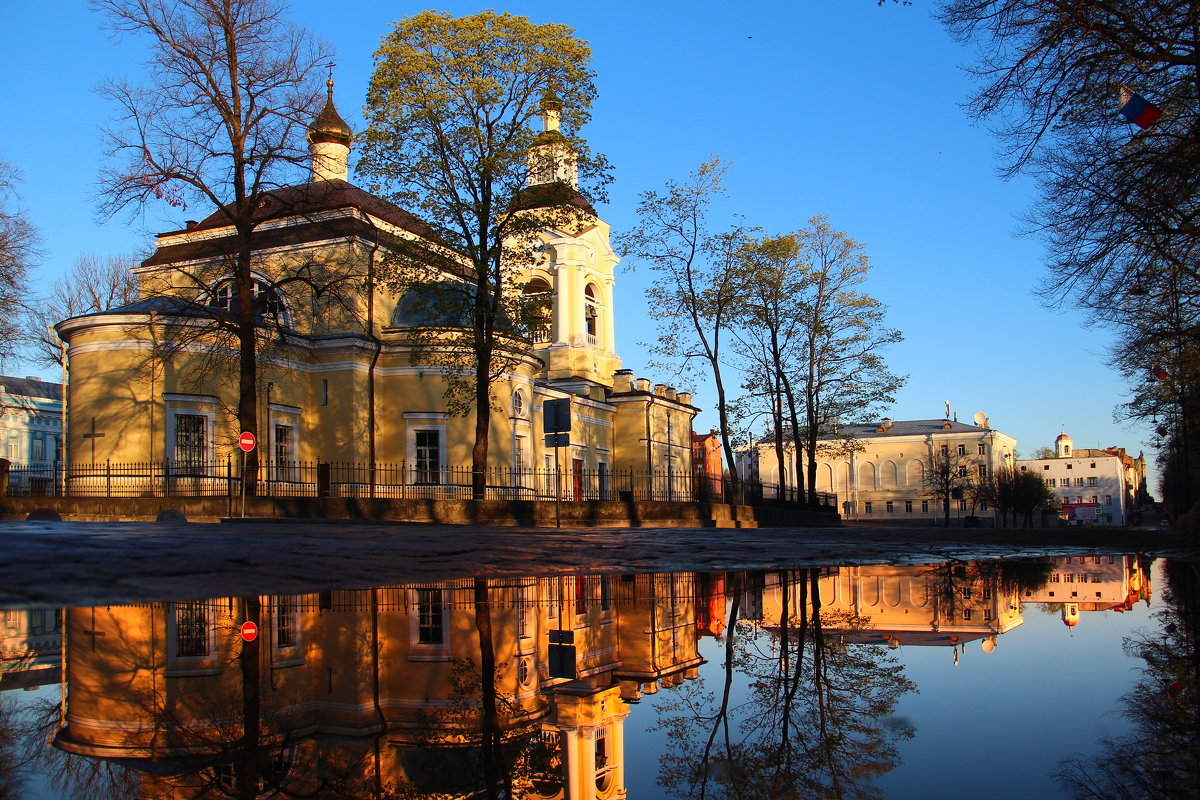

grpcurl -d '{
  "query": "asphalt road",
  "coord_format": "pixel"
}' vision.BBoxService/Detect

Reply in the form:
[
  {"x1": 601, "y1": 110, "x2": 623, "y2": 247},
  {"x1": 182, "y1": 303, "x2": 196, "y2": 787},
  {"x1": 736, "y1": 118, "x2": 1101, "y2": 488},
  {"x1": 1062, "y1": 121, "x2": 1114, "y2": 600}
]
[{"x1": 1, "y1": 519, "x2": 1195, "y2": 606}]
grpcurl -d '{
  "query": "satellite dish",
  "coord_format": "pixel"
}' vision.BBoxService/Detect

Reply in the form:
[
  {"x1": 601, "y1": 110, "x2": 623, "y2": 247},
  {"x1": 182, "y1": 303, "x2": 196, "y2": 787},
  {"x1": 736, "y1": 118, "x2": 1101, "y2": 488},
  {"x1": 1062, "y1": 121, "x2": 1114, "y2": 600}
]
[{"x1": 973, "y1": 411, "x2": 989, "y2": 428}]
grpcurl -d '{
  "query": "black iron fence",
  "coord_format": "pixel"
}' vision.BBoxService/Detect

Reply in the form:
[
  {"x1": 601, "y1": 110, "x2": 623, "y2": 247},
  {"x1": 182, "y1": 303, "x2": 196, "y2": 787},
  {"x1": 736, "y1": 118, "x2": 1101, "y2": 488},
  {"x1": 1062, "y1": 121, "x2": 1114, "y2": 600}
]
[{"x1": 1, "y1": 460, "x2": 836, "y2": 508}]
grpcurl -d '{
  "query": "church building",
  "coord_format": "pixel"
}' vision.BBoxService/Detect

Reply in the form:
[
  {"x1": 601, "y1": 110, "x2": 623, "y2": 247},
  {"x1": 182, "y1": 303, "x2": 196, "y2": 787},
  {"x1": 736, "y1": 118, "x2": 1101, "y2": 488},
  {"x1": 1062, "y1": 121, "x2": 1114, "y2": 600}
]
[{"x1": 55, "y1": 85, "x2": 698, "y2": 499}]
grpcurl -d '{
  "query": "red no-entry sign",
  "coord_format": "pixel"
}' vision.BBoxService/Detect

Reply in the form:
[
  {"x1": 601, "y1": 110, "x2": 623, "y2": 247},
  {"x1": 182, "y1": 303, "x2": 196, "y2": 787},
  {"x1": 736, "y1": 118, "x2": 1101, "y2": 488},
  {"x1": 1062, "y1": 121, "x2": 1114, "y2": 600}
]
[
  {"x1": 240, "y1": 621, "x2": 258, "y2": 642},
  {"x1": 238, "y1": 431, "x2": 256, "y2": 452}
]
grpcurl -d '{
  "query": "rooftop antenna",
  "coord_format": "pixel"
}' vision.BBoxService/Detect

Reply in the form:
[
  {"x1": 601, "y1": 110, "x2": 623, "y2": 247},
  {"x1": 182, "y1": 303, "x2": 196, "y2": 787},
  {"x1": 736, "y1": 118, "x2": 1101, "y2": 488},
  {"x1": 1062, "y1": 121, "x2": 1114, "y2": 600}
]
[{"x1": 944, "y1": 400, "x2": 951, "y2": 419}]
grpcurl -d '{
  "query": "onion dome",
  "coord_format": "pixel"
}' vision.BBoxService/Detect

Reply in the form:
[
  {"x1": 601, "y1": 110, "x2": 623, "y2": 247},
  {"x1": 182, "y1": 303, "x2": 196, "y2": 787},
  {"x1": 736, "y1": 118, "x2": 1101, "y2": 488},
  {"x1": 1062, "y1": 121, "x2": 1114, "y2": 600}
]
[
  {"x1": 540, "y1": 85, "x2": 563, "y2": 113},
  {"x1": 308, "y1": 80, "x2": 353, "y2": 147}
]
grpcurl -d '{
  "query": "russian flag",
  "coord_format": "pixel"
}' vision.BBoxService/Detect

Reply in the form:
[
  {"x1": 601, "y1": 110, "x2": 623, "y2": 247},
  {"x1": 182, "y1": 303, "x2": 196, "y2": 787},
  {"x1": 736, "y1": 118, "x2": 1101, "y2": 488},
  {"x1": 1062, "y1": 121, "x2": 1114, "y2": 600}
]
[{"x1": 1119, "y1": 87, "x2": 1163, "y2": 129}]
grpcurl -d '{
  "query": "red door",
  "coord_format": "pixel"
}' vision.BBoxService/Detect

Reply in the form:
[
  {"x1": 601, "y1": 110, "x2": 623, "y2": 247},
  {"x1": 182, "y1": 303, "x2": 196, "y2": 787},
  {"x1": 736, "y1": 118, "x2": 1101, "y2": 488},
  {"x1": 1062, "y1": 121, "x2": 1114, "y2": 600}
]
[{"x1": 572, "y1": 458, "x2": 584, "y2": 500}]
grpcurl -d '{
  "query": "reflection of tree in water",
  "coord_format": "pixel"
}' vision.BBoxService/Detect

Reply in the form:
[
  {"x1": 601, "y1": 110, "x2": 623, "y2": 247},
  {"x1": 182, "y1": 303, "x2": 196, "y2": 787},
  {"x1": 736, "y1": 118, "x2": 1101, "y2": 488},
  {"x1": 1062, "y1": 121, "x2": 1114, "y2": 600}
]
[
  {"x1": 1057, "y1": 559, "x2": 1200, "y2": 799},
  {"x1": 656, "y1": 570, "x2": 917, "y2": 800}
]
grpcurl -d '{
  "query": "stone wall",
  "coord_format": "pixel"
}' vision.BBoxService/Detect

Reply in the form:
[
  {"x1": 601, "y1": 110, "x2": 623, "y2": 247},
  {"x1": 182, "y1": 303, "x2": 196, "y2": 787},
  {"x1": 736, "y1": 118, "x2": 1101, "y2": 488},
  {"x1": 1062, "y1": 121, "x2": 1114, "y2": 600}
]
[{"x1": 0, "y1": 495, "x2": 838, "y2": 528}]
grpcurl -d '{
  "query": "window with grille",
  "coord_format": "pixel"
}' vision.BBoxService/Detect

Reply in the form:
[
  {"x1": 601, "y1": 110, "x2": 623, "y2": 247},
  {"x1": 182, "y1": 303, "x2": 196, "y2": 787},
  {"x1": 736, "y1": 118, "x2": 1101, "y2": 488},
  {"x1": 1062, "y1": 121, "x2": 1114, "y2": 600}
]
[
  {"x1": 175, "y1": 601, "x2": 209, "y2": 657},
  {"x1": 174, "y1": 415, "x2": 206, "y2": 471},
  {"x1": 276, "y1": 596, "x2": 296, "y2": 648},
  {"x1": 414, "y1": 430, "x2": 440, "y2": 484}
]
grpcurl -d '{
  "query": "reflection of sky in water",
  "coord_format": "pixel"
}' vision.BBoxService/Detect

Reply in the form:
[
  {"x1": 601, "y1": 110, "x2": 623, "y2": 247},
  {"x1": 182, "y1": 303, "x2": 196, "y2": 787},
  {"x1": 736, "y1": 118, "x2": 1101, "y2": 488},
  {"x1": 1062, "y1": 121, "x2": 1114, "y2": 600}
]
[
  {"x1": 0, "y1": 559, "x2": 1171, "y2": 799},
  {"x1": 877, "y1": 594, "x2": 1153, "y2": 799},
  {"x1": 623, "y1": 561, "x2": 1160, "y2": 800}
]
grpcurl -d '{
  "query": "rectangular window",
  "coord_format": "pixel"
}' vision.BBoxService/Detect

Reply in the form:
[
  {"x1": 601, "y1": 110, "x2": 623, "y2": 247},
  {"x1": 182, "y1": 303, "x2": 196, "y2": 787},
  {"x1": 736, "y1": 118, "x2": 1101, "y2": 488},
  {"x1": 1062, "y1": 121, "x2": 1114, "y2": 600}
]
[
  {"x1": 1105, "y1": 495, "x2": 1112, "y2": 505},
  {"x1": 921, "y1": 500, "x2": 929, "y2": 513},
  {"x1": 1043, "y1": 464, "x2": 1050, "y2": 470},
  {"x1": 958, "y1": 465, "x2": 968, "y2": 477},
  {"x1": 416, "y1": 588, "x2": 444, "y2": 644},
  {"x1": 1066, "y1": 463, "x2": 1073, "y2": 469},
  {"x1": 886, "y1": 500, "x2": 894, "y2": 513},
  {"x1": 958, "y1": 499, "x2": 968, "y2": 511},
  {"x1": 1087, "y1": 476, "x2": 1097, "y2": 487},
  {"x1": 864, "y1": 501, "x2": 873, "y2": 514},
  {"x1": 274, "y1": 424, "x2": 293, "y2": 481},
  {"x1": 175, "y1": 601, "x2": 209, "y2": 658},
  {"x1": 905, "y1": 500, "x2": 913, "y2": 513},
  {"x1": 1047, "y1": 478, "x2": 1056, "y2": 487},
  {"x1": 1075, "y1": 478, "x2": 1084, "y2": 487},
  {"x1": 1091, "y1": 495, "x2": 1098, "y2": 504},
  {"x1": 1050, "y1": 573, "x2": 1060, "y2": 582},
  {"x1": 7, "y1": 432, "x2": 19, "y2": 460},
  {"x1": 940, "y1": 445, "x2": 949, "y2": 456},
  {"x1": 174, "y1": 414, "x2": 206, "y2": 471},
  {"x1": 1064, "y1": 574, "x2": 1074, "y2": 583},
  {"x1": 1091, "y1": 573, "x2": 1102, "y2": 583},
  {"x1": 963, "y1": 609, "x2": 972, "y2": 620},
  {"x1": 1090, "y1": 462, "x2": 1096, "y2": 468},
  {"x1": 978, "y1": 443, "x2": 986, "y2": 454},
  {"x1": 957, "y1": 444, "x2": 966, "y2": 455},
  {"x1": 275, "y1": 596, "x2": 296, "y2": 648},
  {"x1": 983, "y1": 609, "x2": 992, "y2": 621},
  {"x1": 978, "y1": 464, "x2": 987, "y2": 478},
  {"x1": 31, "y1": 438, "x2": 44, "y2": 461},
  {"x1": 415, "y1": 430, "x2": 441, "y2": 484}
]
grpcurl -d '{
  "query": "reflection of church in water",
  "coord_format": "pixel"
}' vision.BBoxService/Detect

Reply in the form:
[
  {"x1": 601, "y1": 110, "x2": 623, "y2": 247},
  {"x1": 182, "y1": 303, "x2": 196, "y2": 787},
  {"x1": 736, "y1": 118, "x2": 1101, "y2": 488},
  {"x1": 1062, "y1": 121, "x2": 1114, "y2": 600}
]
[{"x1": 54, "y1": 573, "x2": 724, "y2": 799}]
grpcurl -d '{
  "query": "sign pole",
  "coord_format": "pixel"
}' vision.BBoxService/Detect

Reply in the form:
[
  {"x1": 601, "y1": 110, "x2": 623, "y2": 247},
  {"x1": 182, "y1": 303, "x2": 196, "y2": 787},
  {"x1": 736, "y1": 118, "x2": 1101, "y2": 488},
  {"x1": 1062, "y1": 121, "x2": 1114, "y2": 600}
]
[
  {"x1": 237, "y1": 431, "x2": 256, "y2": 519},
  {"x1": 554, "y1": 442, "x2": 561, "y2": 529}
]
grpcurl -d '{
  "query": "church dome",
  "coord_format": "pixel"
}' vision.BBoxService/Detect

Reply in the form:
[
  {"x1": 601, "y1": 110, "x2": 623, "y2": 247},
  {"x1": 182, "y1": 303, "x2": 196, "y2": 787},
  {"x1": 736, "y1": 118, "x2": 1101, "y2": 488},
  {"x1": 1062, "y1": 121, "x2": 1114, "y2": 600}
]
[
  {"x1": 307, "y1": 81, "x2": 353, "y2": 147},
  {"x1": 1055, "y1": 431, "x2": 1072, "y2": 443}
]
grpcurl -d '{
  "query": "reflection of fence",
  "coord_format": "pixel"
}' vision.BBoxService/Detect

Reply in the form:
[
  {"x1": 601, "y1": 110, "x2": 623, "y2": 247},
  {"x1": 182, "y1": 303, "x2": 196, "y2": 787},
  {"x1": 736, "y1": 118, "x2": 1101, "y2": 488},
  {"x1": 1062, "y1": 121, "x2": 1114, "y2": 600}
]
[{"x1": 2, "y1": 460, "x2": 836, "y2": 508}]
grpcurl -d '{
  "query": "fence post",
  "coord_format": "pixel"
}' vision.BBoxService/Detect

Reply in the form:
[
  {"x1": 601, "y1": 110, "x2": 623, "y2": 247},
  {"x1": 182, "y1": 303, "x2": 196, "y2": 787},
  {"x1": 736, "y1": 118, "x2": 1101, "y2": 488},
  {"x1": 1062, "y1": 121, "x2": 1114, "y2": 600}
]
[{"x1": 105, "y1": 459, "x2": 112, "y2": 498}]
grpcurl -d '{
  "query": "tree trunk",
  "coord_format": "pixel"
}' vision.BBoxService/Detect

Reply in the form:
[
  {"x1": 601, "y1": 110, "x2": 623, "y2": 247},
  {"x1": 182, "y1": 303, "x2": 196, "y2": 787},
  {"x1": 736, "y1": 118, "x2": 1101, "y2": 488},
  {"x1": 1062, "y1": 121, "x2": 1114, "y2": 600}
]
[{"x1": 235, "y1": 226, "x2": 259, "y2": 497}]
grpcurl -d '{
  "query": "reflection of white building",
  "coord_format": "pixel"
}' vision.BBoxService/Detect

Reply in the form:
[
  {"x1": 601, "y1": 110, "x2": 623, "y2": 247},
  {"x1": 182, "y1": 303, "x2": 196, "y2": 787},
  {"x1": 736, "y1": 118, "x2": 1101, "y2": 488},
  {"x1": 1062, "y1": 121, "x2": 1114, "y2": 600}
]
[
  {"x1": 744, "y1": 415, "x2": 1017, "y2": 523},
  {"x1": 748, "y1": 565, "x2": 1024, "y2": 664},
  {"x1": 1021, "y1": 555, "x2": 1150, "y2": 621},
  {"x1": 1015, "y1": 432, "x2": 1136, "y2": 526},
  {"x1": 0, "y1": 606, "x2": 62, "y2": 691}
]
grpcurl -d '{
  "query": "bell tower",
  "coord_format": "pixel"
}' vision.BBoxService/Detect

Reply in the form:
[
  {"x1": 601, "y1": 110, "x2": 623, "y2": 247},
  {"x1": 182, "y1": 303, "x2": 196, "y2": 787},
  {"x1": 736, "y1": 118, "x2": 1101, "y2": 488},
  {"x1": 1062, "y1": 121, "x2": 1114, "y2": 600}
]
[{"x1": 520, "y1": 90, "x2": 621, "y2": 392}]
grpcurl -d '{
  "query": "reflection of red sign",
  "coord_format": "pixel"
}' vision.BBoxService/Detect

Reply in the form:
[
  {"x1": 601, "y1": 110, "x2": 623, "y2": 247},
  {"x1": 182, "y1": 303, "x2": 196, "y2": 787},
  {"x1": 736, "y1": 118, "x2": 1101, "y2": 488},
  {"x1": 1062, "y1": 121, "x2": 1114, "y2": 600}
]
[
  {"x1": 238, "y1": 432, "x2": 256, "y2": 452},
  {"x1": 240, "y1": 621, "x2": 258, "y2": 642}
]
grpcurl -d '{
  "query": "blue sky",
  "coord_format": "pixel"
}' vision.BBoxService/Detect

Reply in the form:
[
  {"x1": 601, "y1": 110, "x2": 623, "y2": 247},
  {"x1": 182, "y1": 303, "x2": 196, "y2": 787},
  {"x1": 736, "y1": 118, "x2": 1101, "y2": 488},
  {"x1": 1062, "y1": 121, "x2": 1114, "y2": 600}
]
[{"x1": 0, "y1": 2, "x2": 1157, "y2": 484}]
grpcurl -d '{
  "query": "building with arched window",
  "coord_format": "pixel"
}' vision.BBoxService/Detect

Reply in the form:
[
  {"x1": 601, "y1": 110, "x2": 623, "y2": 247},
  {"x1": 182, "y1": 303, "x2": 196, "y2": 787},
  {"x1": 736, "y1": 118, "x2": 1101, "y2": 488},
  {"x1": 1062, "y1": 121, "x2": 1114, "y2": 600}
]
[
  {"x1": 742, "y1": 415, "x2": 1017, "y2": 524},
  {"x1": 55, "y1": 86, "x2": 696, "y2": 498}
]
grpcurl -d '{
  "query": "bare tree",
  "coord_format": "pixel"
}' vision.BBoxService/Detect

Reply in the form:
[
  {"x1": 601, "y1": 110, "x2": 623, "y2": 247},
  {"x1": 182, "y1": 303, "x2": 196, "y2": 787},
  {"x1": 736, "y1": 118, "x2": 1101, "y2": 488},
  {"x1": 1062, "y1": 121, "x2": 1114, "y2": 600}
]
[
  {"x1": 923, "y1": 447, "x2": 977, "y2": 528},
  {"x1": 940, "y1": 0, "x2": 1200, "y2": 515},
  {"x1": 0, "y1": 158, "x2": 37, "y2": 357},
  {"x1": 359, "y1": 10, "x2": 609, "y2": 499},
  {"x1": 91, "y1": 0, "x2": 331, "y2": 491},
  {"x1": 27, "y1": 253, "x2": 140, "y2": 369},
  {"x1": 620, "y1": 158, "x2": 747, "y2": 495}
]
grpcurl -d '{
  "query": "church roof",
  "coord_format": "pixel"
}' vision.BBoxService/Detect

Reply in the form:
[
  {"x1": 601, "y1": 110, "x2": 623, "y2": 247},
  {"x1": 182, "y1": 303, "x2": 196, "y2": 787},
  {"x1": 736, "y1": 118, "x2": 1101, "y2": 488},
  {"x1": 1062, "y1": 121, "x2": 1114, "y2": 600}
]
[
  {"x1": 507, "y1": 180, "x2": 597, "y2": 218},
  {"x1": 820, "y1": 419, "x2": 992, "y2": 439},
  {"x1": 143, "y1": 180, "x2": 441, "y2": 268}
]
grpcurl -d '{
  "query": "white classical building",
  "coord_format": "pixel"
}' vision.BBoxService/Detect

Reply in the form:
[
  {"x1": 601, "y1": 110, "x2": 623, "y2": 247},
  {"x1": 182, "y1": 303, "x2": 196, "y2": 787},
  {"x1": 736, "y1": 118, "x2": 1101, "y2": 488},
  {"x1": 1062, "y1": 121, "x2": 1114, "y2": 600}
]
[
  {"x1": 745, "y1": 413, "x2": 1018, "y2": 524},
  {"x1": 1015, "y1": 431, "x2": 1132, "y2": 526}
]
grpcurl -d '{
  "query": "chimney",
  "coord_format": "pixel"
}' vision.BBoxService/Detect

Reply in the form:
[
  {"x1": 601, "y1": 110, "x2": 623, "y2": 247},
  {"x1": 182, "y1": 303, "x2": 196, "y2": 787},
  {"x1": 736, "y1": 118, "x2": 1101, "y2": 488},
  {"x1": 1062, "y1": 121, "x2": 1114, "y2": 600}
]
[{"x1": 634, "y1": 378, "x2": 651, "y2": 392}]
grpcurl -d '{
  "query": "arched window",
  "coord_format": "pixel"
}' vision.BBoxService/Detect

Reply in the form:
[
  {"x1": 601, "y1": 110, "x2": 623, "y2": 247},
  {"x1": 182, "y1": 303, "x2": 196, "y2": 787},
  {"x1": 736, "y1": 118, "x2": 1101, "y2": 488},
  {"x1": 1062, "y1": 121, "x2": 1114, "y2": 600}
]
[
  {"x1": 584, "y1": 283, "x2": 599, "y2": 345},
  {"x1": 208, "y1": 277, "x2": 288, "y2": 328},
  {"x1": 522, "y1": 278, "x2": 552, "y2": 343}
]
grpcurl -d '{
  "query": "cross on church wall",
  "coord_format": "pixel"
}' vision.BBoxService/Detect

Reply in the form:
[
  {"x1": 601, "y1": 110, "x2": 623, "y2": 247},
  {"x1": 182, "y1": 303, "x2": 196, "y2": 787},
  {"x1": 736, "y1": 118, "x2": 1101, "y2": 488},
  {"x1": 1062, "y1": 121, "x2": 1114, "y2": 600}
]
[{"x1": 82, "y1": 417, "x2": 105, "y2": 464}]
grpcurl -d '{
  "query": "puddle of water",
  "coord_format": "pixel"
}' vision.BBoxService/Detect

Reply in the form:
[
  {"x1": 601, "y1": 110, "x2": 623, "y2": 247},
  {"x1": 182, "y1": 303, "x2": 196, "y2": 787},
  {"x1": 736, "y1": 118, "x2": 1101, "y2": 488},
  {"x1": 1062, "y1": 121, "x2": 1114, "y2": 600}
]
[{"x1": 0, "y1": 554, "x2": 1193, "y2": 799}]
